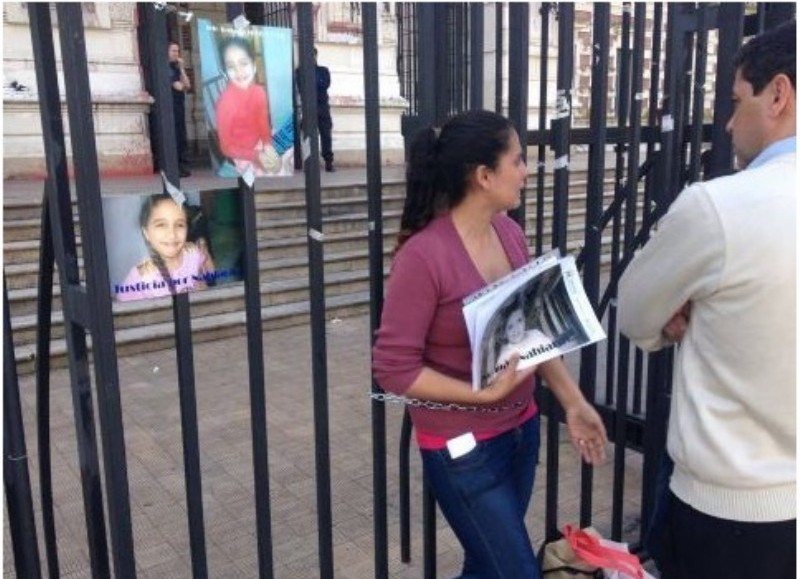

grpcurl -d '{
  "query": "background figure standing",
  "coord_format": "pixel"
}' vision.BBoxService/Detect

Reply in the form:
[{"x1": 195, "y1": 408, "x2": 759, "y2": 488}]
[
  {"x1": 314, "y1": 48, "x2": 334, "y2": 172},
  {"x1": 297, "y1": 47, "x2": 335, "y2": 172},
  {"x1": 168, "y1": 41, "x2": 191, "y2": 178},
  {"x1": 619, "y1": 21, "x2": 795, "y2": 579}
]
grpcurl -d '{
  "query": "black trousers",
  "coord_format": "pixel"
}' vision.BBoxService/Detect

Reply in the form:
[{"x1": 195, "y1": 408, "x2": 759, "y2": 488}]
[
  {"x1": 318, "y1": 109, "x2": 333, "y2": 165},
  {"x1": 658, "y1": 491, "x2": 796, "y2": 579},
  {"x1": 173, "y1": 102, "x2": 189, "y2": 168}
]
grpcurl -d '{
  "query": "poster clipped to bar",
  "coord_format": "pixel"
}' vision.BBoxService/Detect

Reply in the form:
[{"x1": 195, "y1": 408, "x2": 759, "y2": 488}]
[
  {"x1": 197, "y1": 18, "x2": 294, "y2": 178},
  {"x1": 103, "y1": 188, "x2": 245, "y2": 302}
]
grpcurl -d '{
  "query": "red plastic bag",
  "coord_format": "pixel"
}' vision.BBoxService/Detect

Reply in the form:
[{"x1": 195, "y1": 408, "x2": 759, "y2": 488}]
[{"x1": 562, "y1": 525, "x2": 646, "y2": 579}]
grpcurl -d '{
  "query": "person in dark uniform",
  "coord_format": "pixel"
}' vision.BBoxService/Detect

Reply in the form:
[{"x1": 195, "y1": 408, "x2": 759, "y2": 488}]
[
  {"x1": 296, "y1": 48, "x2": 335, "y2": 172},
  {"x1": 168, "y1": 41, "x2": 191, "y2": 177},
  {"x1": 313, "y1": 48, "x2": 335, "y2": 172}
]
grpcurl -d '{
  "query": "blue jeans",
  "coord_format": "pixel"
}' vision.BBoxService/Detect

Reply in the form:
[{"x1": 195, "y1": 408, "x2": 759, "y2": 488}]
[
  {"x1": 420, "y1": 415, "x2": 541, "y2": 579},
  {"x1": 644, "y1": 452, "x2": 674, "y2": 569}
]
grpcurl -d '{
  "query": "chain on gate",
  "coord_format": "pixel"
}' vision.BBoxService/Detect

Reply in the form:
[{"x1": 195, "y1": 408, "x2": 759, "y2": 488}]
[{"x1": 370, "y1": 391, "x2": 527, "y2": 413}]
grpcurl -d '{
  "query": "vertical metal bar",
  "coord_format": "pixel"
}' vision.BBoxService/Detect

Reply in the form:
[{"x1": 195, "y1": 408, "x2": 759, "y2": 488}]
[
  {"x1": 608, "y1": 2, "x2": 638, "y2": 540},
  {"x1": 422, "y1": 478, "x2": 437, "y2": 579},
  {"x1": 544, "y1": 2, "x2": 574, "y2": 542},
  {"x1": 213, "y1": 9, "x2": 276, "y2": 577},
  {"x1": 604, "y1": 3, "x2": 632, "y2": 410},
  {"x1": 688, "y1": 5, "x2": 708, "y2": 183},
  {"x1": 297, "y1": 6, "x2": 334, "y2": 577},
  {"x1": 578, "y1": 2, "x2": 610, "y2": 529},
  {"x1": 630, "y1": 6, "x2": 655, "y2": 418},
  {"x1": 240, "y1": 175, "x2": 275, "y2": 579},
  {"x1": 507, "y1": 2, "x2": 530, "y2": 227},
  {"x1": 434, "y1": 4, "x2": 449, "y2": 122},
  {"x1": 29, "y1": 5, "x2": 110, "y2": 577},
  {"x1": 399, "y1": 413, "x2": 412, "y2": 563},
  {"x1": 706, "y1": 4, "x2": 744, "y2": 179},
  {"x1": 632, "y1": 350, "x2": 644, "y2": 415},
  {"x1": 35, "y1": 185, "x2": 60, "y2": 578},
  {"x1": 4, "y1": 280, "x2": 43, "y2": 579},
  {"x1": 469, "y1": 3, "x2": 484, "y2": 110},
  {"x1": 643, "y1": 4, "x2": 663, "y2": 228},
  {"x1": 418, "y1": 4, "x2": 437, "y2": 127},
  {"x1": 612, "y1": 2, "x2": 646, "y2": 541},
  {"x1": 364, "y1": 5, "x2": 389, "y2": 578},
  {"x1": 672, "y1": 5, "x2": 695, "y2": 199},
  {"x1": 142, "y1": 6, "x2": 209, "y2": 576},
  {"x1": 551, "y1": 3, "x2": 573, "y2": 252},
  {"x1": 535, "y1": 3, "x2": 551, "y2": 256},
  {"x1": 55, "y1": 6, "x2": 136, "y2": 576},
  {"x1": 495, "y1": 3, "x2": 504, "y2": 113},
  {"x1": 534, "y1": 5, "x2": 555, "y2": 538},
  {"x1": 454, "y1": 5, "x2": 465, "y2": 112}
]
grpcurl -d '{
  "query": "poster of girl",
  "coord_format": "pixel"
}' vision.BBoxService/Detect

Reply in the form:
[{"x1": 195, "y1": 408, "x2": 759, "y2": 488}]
[
  {"x1": 197, "y1": 19, "x2": 294, "y2": 178},
  {"x1": 103, "y1": 189, "x2": 245, "y2": 303}
]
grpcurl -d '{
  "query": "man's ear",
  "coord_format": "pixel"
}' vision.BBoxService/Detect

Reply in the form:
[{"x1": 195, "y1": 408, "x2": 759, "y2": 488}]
[{"x1": 769, "y1": 73, "x2": 794, "y2": 116}]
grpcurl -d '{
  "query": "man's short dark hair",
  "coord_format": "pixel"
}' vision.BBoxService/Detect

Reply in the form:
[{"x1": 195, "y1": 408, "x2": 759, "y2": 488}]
[{"x1": 734, "y1": 20, "x2": 796, "y2": 94}]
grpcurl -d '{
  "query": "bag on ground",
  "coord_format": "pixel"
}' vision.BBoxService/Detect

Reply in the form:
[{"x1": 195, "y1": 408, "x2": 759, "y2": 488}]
[{"x1": 540, "y1": 525, "x2": 655, "y2": 579}]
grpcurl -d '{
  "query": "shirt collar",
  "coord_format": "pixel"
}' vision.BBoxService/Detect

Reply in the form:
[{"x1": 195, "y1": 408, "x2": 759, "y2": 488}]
[{"x1": 747, "y1": 136, "x2": 797, "y2": 169}]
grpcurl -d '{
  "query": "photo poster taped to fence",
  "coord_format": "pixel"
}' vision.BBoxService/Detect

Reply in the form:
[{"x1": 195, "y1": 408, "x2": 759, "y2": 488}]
[
  {"x1": 465, "y1": 254, "x2": 606, "y2": 390},
  {"x1": 197, "y1": 18, "x2": 294, "y2": 179},
  {"x1": 102, "y1": 188, "x2": 245, "y2": 303}
]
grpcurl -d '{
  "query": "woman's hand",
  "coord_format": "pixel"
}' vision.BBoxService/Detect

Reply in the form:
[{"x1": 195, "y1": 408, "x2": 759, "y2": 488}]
[
  {"x1": 565, "y1": 399, "x2": 608, "y2": 465},
  {"x1": 477, "y1": 354, "x2": 536, "y2": 404}
]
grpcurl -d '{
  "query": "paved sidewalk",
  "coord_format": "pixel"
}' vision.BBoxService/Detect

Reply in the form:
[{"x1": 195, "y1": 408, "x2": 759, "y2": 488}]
[
  {"x1": 4, "y1": 161, "x2": 655, "y2": 577},
  {"x1": 4, "y1": 312, "x2": 652, "y2": 578}
]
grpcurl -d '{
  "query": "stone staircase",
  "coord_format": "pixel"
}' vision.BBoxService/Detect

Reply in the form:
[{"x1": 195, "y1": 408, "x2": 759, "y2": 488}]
[{"x1": 5, "y1": 167, "x2": 633, "y2": 374}]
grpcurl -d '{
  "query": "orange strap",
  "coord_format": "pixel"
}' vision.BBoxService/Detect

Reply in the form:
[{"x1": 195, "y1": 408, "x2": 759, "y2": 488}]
[{"x1": 563, "y1": 525, "x2": 644, "y2": 579}]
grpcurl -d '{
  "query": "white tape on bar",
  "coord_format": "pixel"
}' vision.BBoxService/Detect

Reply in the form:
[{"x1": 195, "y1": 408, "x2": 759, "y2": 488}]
[
  {"x1": 661, "y1": 114, "x2": 674, "y2": 133},
  {"x1": 554, "y1": 90, "x2": 571, "y2": 119},
  {"x1": 308, "y1": 228, "x2": 325, "y2": 242},
  {"x1": 369, "y1": 220, "x2": 376, "y2": 232},
  {"x1": 232, "y1": 14, "x2": 250, "y2": 29},
  {"x1": 302, "y1": 136, "x2": 311, "y2": 161},
  {"x1": 634, "y1": 92, "x2": 644, "y2": 101},
  {"x1": 160, "y1": 171, "x2": 186, "y2": 206},
  {"x1": 554, "y1": 155, "x2": 569, "y2": 170}
]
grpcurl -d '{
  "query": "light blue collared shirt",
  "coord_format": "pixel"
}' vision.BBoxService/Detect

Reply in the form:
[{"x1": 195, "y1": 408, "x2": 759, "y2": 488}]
[{"x1": 747, "y1": 136, "x2": 797, "y2": 170}]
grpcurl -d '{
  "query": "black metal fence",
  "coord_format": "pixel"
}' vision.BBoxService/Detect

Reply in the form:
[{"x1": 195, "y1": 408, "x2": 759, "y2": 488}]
[{"x1": 4, "y1": 3, "x2": 794, "y2": 579}]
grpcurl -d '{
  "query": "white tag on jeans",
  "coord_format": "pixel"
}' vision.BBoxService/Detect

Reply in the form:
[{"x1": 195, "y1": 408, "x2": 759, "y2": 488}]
[{"x1": 447, "y1": 432, "x2": 477, "y2": 459}]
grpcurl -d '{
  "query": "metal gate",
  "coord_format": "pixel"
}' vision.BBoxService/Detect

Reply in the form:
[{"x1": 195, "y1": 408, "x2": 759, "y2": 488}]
[{"x1": 4, "y1": 3, "x2": 794, "y2": 578}]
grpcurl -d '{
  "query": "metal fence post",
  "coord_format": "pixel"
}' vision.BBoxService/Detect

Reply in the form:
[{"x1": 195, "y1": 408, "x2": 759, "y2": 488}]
[
  {"x1": 297, "y1": 5, "x2": 335, "y2": 577},
  {"x1": 56, "y1": 4, "x2": 137, "y2": 576}
]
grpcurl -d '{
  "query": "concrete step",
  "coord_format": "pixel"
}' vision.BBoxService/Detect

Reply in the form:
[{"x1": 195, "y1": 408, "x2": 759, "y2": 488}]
[
  {"x1": 11, "y1": 290, "x2": 374, "y2": 375},
  {"x1": 7, "y1": 259, "x2": 387, "y2": 322},
  {"x1": 5, "y1": 165, "x2": 637, "y2": 375}
]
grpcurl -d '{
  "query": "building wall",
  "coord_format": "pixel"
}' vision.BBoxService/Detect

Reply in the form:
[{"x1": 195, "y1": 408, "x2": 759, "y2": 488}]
[
  {"x1": 3, "y1": 3, "x2": 153, "y2": 179},
  {"x1": 2, "y1": 3, "x2": 721, "y2": 179}
]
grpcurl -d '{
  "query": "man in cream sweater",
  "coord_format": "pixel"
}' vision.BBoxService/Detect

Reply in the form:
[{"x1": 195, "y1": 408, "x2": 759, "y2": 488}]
[{"x1": 618, "y1": 21, "x2": 795, "y2": 579}]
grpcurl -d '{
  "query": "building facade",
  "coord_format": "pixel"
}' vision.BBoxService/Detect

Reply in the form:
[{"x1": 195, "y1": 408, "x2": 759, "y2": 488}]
[{"x1": 3, "y1": 3, "x2": 719, "y2": 179}]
